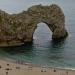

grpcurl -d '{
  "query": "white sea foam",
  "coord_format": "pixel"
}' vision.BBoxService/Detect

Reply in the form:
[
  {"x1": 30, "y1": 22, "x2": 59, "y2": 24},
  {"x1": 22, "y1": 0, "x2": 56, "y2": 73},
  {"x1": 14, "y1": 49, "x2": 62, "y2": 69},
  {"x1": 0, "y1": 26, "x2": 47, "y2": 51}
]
[{"x1": 53, "y1": 67, "x2": 75, "y2": 71}]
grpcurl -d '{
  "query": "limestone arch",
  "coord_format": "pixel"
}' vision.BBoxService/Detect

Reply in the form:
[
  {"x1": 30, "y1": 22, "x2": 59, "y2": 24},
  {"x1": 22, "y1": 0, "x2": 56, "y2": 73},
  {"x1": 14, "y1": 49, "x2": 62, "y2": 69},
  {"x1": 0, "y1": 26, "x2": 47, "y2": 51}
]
[
  {"x1": 24, "y1": 4, "x2": 68, "y2": 42},
  {"x1": 0, "y1": 4, "x2": 68, "y2": 46}
]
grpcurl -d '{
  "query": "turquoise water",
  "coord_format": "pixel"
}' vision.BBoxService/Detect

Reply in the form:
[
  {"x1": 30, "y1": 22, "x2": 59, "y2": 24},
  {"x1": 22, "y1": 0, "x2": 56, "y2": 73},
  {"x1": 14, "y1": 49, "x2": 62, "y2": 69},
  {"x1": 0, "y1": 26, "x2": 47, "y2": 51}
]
[{"x1": 0, "y1": 0, "x2": 75, "y2": 68}]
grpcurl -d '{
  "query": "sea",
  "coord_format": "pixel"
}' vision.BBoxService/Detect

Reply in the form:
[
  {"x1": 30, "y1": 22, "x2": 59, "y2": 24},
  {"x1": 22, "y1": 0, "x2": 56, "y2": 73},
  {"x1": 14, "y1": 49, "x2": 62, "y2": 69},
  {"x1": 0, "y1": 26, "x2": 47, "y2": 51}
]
[{"x1": 0, "y1": 0, "x2": 75, "y2": 69}]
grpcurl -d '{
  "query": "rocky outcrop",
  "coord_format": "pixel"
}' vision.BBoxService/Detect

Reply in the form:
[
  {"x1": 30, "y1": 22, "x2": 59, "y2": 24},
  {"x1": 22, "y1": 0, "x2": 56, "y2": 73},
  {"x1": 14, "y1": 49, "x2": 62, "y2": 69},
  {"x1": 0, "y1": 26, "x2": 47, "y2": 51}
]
[{"x1": 0, "y1": 4, "x2": 68, "y2": 46}]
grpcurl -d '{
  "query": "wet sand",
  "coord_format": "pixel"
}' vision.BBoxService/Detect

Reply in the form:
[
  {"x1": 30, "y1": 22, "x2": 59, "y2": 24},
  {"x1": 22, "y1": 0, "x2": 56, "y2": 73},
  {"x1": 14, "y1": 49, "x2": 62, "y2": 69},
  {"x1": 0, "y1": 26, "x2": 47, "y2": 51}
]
[{"x1": 0, "y1": 59, "x2": 75, "y2": 75}]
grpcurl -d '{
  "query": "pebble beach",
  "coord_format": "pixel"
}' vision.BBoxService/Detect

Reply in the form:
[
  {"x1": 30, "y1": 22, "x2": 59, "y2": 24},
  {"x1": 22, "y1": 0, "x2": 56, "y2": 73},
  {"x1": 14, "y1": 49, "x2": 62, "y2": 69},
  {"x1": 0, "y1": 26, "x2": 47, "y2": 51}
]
[{"x1": 0, "y1": 59, "x2": 75, "y2": 75}]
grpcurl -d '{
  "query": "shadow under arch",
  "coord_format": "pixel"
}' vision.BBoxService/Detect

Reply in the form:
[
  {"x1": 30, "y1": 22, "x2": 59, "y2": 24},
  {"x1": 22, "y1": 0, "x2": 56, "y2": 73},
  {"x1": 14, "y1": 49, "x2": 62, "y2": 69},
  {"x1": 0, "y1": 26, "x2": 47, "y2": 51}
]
[
  {"x1": 50, "y1": 38, "x2": 67, "y2": 48},
  {"x1": 47, "y1": 38, "x2": 67, "y2": 61},
  {"x1": 0, "y1": 42, "x2": 34, "y2": 55}
]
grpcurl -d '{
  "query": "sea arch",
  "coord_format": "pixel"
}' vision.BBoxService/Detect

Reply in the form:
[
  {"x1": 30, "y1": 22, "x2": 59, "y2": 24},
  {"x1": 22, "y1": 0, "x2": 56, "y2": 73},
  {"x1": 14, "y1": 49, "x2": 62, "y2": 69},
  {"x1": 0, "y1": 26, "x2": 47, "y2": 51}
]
[
  {"x1": 0, "y1": 4, "x2": 68, "y2": 46},
  {"x1": 24, "y1": 4, "x2": 68, "y2": 42}
]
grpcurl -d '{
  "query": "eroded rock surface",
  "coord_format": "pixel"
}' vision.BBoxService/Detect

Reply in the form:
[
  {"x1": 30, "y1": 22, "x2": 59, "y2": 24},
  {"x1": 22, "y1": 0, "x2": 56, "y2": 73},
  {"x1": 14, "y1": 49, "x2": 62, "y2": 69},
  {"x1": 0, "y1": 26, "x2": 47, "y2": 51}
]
[{"x1": 0, "y1": 4, "x2": 68, "y2": 46}]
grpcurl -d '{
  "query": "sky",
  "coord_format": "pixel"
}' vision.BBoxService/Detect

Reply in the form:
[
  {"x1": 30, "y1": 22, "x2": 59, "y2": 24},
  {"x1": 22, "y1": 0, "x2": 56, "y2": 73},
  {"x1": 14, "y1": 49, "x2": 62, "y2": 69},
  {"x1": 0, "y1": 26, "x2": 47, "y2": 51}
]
[{"x1": 0, "y1": 0, "x2": 74, "y2": 14}]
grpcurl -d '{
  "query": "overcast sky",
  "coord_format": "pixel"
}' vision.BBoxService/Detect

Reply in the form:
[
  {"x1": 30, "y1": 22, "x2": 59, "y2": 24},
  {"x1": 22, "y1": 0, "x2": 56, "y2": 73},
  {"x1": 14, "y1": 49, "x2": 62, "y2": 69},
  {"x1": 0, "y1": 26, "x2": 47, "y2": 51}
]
[{"x1": 0, "y1": 0, "x2": 74, "y2": 14}]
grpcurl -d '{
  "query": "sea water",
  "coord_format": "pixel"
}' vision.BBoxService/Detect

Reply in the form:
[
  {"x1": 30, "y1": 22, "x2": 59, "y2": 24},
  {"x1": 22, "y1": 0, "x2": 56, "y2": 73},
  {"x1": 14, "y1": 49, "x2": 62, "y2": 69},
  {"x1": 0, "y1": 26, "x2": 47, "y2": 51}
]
[{"x1": 0, "y1": 0, "x2": 75, "y2": 69}]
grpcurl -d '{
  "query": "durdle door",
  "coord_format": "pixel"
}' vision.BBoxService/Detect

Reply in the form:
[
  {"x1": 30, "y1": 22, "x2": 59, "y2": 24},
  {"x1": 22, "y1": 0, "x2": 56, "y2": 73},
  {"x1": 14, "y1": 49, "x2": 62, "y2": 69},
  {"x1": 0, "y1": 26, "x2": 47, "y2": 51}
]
[{"x1": 0, "y1": 4, "x2": 68, "y2": 46}]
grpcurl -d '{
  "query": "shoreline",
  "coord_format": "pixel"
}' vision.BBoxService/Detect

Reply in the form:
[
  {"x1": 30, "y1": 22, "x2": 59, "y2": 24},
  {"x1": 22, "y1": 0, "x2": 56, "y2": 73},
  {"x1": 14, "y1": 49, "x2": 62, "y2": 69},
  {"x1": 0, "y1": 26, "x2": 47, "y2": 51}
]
[
  {"x1": 1, "y1": 57, "x2": 75, "y2": 71},
  {"x1": 0, "y1": 58, "x2": 75, "y2": 75}
]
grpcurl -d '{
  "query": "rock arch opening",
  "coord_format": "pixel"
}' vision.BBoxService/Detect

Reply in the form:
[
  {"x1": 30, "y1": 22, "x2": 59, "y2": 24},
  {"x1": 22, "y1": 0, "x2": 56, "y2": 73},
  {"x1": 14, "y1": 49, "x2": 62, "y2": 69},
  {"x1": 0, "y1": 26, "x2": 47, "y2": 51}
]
[{"x1": 33, "y1": 22, "x2": 52, "y2": 41}]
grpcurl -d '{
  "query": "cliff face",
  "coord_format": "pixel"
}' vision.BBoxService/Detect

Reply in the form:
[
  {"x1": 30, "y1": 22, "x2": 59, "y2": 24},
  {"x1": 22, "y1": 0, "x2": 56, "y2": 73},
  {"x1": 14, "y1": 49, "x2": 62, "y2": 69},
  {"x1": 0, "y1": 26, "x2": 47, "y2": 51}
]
[{"x1": 0, "y1": 4, "x2": 68, "y2": 46}]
